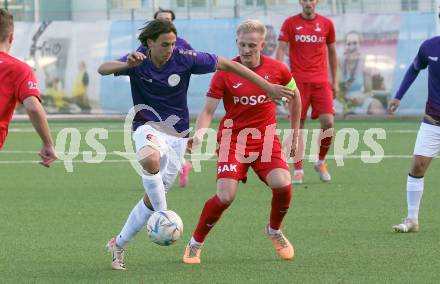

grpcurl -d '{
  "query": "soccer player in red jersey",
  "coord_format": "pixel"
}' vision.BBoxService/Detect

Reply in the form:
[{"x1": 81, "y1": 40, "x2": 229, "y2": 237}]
[
  {"x1": 182, "y1": 20, "x2": 301, "y2": 264},
  {"x1": 0, "y1": 9, "x2": 56, "y2": 166},
  {"x1": 276, "y1": 0, "x2": 338, "y2": 184}
]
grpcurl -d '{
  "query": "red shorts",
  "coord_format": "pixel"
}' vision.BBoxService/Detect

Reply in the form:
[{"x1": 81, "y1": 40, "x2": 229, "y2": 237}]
[
  {"x1": 297, "y1": 82, "x2": 335, "y2": 120},
  {"x1": 216, "y1": 136, "x2": 290, "y2": 184}
]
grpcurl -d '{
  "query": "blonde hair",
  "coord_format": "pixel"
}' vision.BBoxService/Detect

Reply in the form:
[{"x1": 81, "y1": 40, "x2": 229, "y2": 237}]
[{"x1": 236, "y1": 19, "x2": 266, "y2": 38}]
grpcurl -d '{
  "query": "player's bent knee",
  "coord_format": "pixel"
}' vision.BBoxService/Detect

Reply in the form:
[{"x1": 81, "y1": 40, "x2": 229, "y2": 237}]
[
  {"x1": 216, "y1": 179, "x2": 239, "y2": 205},
  {"x1": 321, "y1": 121, "x2": 333, "y2": 130},
  {"x1": 411, "y1": 162, "x2": 428, "y2": 176},
  {"x1": 138, "y1": 146, "x2": 161, "y2": 174},
  {"x1": 217, "y1": 193, "x2": 235, "y2": 205},
  {"x1": 216, "y1": 187, "x2": 237, "y2": 205},
  {"x1": 410, "y1": 156, "x2": 432, "y2": 176},
  {"x1": 266, "y1": 169, "x2": 291, "y2": 188}
]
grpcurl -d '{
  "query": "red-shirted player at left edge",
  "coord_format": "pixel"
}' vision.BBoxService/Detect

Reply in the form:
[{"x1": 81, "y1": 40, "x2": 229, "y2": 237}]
[
  {"x1": 183, "y1": 20, "x2": 301, "y2": 264},
  {"x1": 0, "y1": 9, "x2": 56, "y2": 167},
  {"x1": 276, "y1": 0, "x2": 338, "y2": 184}
]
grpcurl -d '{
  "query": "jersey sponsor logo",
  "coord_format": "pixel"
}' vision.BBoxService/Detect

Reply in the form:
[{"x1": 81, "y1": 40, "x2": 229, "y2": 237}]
[
  {"x1": 218, "y1": 164, "x2": 238, "y2": 174},
  {"x1": 233, "y1": 95, "x2": 268, "y2": 106},
  {"x1": 27, "y1": 80, "x2": 38, "y2": 90},
  {"x1": 295, "y1": 26, "x2": 304, "y2": 30},
  {"x1": 232, "y1": 82, "x2": 243, "y2": 89},
  {"x1": 315, "y1": 23, "x2": 322, "y2": 32},
  {"x1": 295, "y1": 34, "x2": 325, "y2": 43},
  {"x1": 428, "y1": 56, "x2": 438, "y2": 62},
  {"x1": 168, "y1": 74, "x2": 181, "y2": 87}
]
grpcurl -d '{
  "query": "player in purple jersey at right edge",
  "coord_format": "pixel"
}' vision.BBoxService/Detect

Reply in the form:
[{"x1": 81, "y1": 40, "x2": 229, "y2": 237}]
[
  {"x1": 98, "y1": 19, "x2": 295, "y2": 270},
  {"x1": 388, "y1": 36, "x2": 440, "y2": 233}
]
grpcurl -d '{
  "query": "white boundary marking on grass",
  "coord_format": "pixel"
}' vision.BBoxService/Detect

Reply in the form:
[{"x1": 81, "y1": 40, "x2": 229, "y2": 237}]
[
  {"x1": 0, "y1": 155, "x2": 430, "y2": 164},
  {"x1": 7, "y1": 128, "x2": 420, "y2": 134}
]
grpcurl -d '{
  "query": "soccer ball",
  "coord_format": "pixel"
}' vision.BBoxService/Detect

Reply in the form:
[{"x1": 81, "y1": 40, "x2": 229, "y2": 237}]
[{"x1": 146, "y1": 210, "x2": 183, "y2": 246}]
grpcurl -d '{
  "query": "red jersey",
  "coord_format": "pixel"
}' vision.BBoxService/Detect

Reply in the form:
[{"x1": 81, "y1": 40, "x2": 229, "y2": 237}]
[
  {"x1": 0, "y1": 52, "x2": 40, "y2": 149},
  {"x1": 207, "y1": 55, "x2": 292, "y2": 146},
  {"x1": 278, "y1": 13, "x2": 336, "y2": 83}
]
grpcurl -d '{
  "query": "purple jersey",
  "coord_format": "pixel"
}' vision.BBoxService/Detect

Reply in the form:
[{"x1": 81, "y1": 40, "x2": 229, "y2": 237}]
[
  {"x1": 116, "y1": 49, "x2": 217, "y2": 134},
  {"x1": 415, "y1": 37, "x2": 440, "y2": 125}
]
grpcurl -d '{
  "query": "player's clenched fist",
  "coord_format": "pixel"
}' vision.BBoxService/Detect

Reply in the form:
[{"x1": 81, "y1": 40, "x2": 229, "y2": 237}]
[
  {"x1": 266, "y1": 84, "x2": 296, "y2": 103},
  {"x1": 127, "y1": 52, "x2": 146, "y2": 68},
  {"x1": 186, "y1": 136, "x2": 202, "y2": 154},
  {"x1": 387, "y1": 98, "x2": 400, "y2": 114}
]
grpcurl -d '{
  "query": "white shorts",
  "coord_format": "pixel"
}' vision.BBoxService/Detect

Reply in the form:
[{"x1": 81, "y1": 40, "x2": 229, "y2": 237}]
[
  {"x1": 413, "y1": 122, "x2": 440, "y2": 157},
  {"x1": 133, "y1": 125, "x2": 188, "y2": 190}
]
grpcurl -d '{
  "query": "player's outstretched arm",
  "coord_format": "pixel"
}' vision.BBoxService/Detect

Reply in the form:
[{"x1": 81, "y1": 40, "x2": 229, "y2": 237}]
[
  {"x1": 216, "y1": 56, "x2": 295, "y2": 102},
  {"x1": 98, "y1": 61, "x2": 130, "y2": 76},
  {"x1": 187, "y1": 97, "x2": 220, "y2": 153},
  {"x1": 288, "y1": 87, "x2": 301, "y2": 158},
  {"x1": 276, "y1": 41, "x2": 288, "y2": 63},
  {"x1": 98, "y1": 52, "x2": 146, "y2": 75},
  {"x1": 23, "y1": 96, "x2": 57, "y2": 167}
]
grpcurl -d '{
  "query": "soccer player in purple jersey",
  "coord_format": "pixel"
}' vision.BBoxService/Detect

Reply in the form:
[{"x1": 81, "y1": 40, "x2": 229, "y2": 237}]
[
  {"x1": 388, "y1": 35, "x2": 440, "y2": 233},
  {"x1": 98, "y1": 19, "x2": 295, "y2": 270},
  {"x1": 127, "y1": 9, "x2": 194, "y2": 188},
  {"x1": 153, "y1": 8, "x2": 193, "y2": 187}
]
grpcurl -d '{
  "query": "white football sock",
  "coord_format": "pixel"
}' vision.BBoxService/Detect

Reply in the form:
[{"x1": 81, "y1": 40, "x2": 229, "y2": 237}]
[
  {"x1": 316, "y1": 159, "x2": 325, "y2": 165},
  {"x1": 294, "y1": 169, "x2": 304, "y2": 174},
  {"x1": 189, "y1": 237, "x2": 203, "y2": 246},
  {"x1": 116, "y1": 199, "x2": 153, "y2": 248},
  {"x1": 143, "y1": 171, "x2": 167, "y2": 211},
  {"x1": 268, "y1": 225, "x2": 281, "y2": 235},
  {"x1": 406, "y1": 175, "x2": 424, "y2": 221}
]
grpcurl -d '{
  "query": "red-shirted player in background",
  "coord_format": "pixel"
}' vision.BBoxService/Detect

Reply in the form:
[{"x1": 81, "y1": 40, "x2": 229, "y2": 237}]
[
  {"x1": 183, "y1": 19, "x2": 301, "y2": 264},
  {"x1": 276, "y1": 0, "x2": 338, "y2": 184},
  {"x1": 0, "y1": 9, "x2": 56, "y2": 166}
]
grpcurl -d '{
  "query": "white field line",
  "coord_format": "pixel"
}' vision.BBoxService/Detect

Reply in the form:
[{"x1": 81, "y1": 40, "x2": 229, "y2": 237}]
[
  {"x1": 7, "y1": 128, "x2": 420, "y2": 134},
  {"x1": 0, "y1": 155, "x2": 432, "y2": 165},
  {"x1": 0, "y1": 151, "x2": 418, "y2": 158}
]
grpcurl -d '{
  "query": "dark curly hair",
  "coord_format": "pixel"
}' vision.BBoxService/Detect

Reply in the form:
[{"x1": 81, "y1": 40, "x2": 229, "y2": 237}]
[{"x1": 138, "y1": 19, "x2": 177, "y2": 47}]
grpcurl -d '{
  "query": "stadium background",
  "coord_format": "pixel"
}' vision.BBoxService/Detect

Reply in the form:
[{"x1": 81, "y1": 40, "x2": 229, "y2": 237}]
[{"x1": 3, "y1": 0, "x2": 439, "y2": 117}]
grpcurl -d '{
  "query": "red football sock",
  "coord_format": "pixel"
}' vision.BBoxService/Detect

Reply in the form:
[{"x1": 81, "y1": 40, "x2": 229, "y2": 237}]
[
  {"x1": 193, "y1": 195, "x2": 230, "y2": 243},
  {"x1": 269, "y1": 185, "x2": 292, "y2": 230},
  {"x1": 318, "y1": 128, "x2": 333, "y2": 161},
  {"x1": 294, "y1": 161, "x2": 303, "y2": 171}
]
